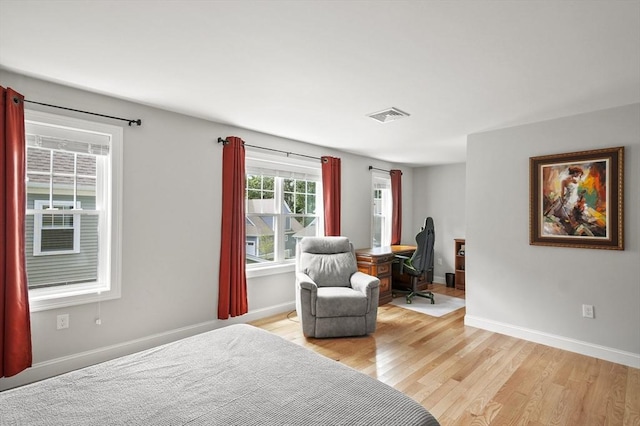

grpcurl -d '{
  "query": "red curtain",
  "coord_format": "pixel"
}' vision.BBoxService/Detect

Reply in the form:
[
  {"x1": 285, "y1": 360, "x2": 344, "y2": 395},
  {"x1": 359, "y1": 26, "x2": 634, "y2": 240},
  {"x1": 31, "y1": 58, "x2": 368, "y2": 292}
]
[
  {"x1": 0, "y1": 86, "x2": 32, "y2": 377},
  {"x1": 217, "y1": 136, "x2": 248, "y2": 319},
  {"x1": 390, "y1": 169, "x2": 402, "y2": 245},
  {"x1": 321, "y1": 156, "x2": 341, "y2": 236}
]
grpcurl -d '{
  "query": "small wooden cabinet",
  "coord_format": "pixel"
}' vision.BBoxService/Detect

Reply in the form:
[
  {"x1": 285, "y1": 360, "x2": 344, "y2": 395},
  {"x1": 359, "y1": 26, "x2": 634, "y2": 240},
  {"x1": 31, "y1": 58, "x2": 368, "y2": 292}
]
[
  {"x1": 454, "y1": 239, "x2": 466, "y2": 290},
  {"x1": 355, "y1": 248, "x2": 394, "y2": 305}
]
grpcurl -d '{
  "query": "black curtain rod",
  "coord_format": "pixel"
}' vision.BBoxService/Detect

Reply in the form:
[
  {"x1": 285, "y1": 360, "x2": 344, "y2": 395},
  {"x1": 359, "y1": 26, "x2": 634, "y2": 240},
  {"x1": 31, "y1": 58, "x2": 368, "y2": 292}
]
[
  {"x1": 369, "y1": 166, "x2": 389, "y2": 172},
  {"x1": 368, "y1": 166, "x2": 402, "y2": 175},
  {"x1": 217, "y1": 137, "x2": 320, "y2": 161},
  {"x1": 24, "y1": 99, "x2": 142, "y2": 126}
]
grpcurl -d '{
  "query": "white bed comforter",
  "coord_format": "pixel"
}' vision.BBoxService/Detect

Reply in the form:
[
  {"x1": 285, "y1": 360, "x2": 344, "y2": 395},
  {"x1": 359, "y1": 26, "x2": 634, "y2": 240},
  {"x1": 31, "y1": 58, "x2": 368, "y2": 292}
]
[{"x1": 0, "y1": 324, "x2": 439, "y2": 426}]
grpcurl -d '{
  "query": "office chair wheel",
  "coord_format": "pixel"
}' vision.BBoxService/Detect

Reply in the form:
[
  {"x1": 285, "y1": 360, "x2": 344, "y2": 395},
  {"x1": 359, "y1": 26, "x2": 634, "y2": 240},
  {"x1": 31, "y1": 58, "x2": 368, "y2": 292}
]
[{"x1": 406, "y1": 297, "x2": 412, "y2": 304}]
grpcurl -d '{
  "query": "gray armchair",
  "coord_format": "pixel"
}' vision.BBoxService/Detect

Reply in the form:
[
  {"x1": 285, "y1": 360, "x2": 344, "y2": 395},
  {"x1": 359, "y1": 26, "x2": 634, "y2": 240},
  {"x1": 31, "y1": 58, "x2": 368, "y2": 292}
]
[{"x1": 295, "y1": 236, "x2": 380, "y2": 338}]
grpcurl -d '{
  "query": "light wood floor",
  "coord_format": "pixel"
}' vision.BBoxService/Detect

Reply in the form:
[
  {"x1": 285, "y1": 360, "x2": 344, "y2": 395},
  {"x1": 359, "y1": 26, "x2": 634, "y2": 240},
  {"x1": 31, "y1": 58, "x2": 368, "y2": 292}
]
[{"x1": 250, "y1": 284, "x2": 640, "y2": 426}]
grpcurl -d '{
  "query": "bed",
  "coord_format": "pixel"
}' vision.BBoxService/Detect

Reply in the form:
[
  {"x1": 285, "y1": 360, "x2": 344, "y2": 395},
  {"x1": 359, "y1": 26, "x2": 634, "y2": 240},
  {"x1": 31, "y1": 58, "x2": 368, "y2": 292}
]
[{"x1": 0, "y1": 324, "x2": 439, "y2": 425}]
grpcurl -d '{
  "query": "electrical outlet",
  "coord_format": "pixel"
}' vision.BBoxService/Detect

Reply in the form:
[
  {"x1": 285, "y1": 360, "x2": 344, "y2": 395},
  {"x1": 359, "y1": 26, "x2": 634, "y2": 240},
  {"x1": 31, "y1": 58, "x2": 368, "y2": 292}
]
[
  {"x1": 56, "y1": 314, "x2": 69, "y2": 329},
  {"x1": 582, "y1": 304, "x2": 594, "y2": 319}
]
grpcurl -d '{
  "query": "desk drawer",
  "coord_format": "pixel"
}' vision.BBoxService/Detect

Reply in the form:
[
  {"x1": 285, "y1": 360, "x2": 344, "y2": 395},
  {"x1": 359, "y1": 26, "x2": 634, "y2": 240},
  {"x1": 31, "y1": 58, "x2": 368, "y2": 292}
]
[
  {"x1": 377, "y1": 263, "x2": 391, "y2": 275},
  {"x1": 379, "y1": 276, "x2": 391, "y2": 293}
]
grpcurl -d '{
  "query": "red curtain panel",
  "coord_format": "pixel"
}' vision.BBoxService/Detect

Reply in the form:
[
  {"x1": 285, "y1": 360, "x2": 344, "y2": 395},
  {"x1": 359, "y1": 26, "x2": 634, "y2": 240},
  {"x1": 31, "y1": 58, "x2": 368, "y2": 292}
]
[
  {"x1": 321, "y1": 156, "x2": 341, "y2": 236},
  {"x1": 0, "y1": 86, "x2": 32, "y2": 377},
  {"x1": 217, "y1": 136, "x2": 248, "y2": 319},
  {"x1": 390, "y1": 169, "x2": 402, "y2": 245}
]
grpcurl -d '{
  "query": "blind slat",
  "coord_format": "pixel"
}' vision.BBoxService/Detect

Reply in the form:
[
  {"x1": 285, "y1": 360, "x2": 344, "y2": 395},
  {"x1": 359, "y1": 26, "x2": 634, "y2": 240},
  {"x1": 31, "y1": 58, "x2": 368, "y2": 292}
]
[{"x1": 26, "y1": 134, "x2": 110, "y2": 156}]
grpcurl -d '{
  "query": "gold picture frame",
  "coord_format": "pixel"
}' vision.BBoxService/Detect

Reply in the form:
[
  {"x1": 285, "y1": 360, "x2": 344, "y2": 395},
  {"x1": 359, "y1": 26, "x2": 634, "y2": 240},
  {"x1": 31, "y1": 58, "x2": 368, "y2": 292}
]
[{"x1": 529, "y1": 146, "x2": 624, "y2": 250}]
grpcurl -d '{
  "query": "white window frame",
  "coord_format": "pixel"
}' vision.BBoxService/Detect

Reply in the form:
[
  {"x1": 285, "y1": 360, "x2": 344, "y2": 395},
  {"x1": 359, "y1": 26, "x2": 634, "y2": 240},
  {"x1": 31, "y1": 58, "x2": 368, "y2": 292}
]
[
  {"x1": 25, "y1": 110, "x2": 123, "y2": 312},
  {"x1": 245, "y1": 151, "x2": 323, "y2": 277},
  {"x1": 371, "y1": 171, "x2": 392, "y2": 248},
  {"x1": 33, "y1": 199, "x2": 81, "y2": 256}
]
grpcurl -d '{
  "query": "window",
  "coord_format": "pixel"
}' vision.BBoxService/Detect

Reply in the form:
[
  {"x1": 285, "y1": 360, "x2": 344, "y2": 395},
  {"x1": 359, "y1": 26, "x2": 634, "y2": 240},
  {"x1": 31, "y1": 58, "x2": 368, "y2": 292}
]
[
  {"x1": 25, "y1": 110, "x2": 122, "y2": 311},
  {"x1": 33, "y1": 200, "x2": 81, "y2": 255},
  {"x1": 371, "y1": 172, "x2": 392, "y2": 247},
  {"x1": 245, "y1": 152, "x2": 322, "y2": 269}
]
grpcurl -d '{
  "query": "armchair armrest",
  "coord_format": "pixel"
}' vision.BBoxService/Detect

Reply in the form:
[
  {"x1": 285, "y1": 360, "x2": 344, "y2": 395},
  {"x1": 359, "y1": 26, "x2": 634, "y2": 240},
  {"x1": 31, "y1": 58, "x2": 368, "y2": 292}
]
[
  {"x1": 296, "y1": 272, "x2": 318, "y2": 317},
  {"x1": 296, "y1": 272, "x2": 318, "y2": 292},
  {"x1": 350, "y1": 272, "x2": 380, "y2": 313},
  {"x1": 350, "y1": 271, "x2": 379, "y2": 292}
]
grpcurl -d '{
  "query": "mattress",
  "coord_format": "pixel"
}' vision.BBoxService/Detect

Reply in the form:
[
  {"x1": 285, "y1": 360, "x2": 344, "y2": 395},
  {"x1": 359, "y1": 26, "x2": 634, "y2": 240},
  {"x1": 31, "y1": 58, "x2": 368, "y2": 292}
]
[{"x1": 0, "y1": 324, "x2": 439, "y2": 425}]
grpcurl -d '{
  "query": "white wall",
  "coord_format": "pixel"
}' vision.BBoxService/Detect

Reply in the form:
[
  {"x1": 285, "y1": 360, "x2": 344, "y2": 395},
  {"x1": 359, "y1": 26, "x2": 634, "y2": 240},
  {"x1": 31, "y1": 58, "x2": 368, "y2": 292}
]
[
  {"x1": 412, "y1": 164, "x2": 466, "y2": 283},
  {"x1": 465, "y1": 103, "x2": 640, "y2": 367},
  {"x1": 0, "y1": 70, "x2": 413, "y2": 389}
]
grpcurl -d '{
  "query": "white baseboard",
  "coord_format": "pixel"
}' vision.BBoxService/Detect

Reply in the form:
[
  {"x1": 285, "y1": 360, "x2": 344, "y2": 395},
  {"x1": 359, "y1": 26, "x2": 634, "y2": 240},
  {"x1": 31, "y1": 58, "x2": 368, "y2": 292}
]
[
  {"x1": 0, "y1": 302, "x2": 295, "y2": 391},
  {"x1": 465, "y1": 314, "x2": 640, "y2": 369}
]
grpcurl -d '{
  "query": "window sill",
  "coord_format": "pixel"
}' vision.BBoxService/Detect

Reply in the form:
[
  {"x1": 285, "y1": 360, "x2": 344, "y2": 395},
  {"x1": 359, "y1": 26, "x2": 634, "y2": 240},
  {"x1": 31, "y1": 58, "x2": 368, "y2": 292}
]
[
  {"x1": 29, "y1": 282, "x2": 120, "y2": 312},
  {"x1": 246, "y1": 262, "x2": 295, "y2": 279}
]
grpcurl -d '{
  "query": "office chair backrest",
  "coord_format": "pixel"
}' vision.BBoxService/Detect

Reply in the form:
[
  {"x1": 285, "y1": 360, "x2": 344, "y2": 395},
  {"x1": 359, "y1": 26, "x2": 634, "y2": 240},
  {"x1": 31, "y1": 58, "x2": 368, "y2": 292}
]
[{"x1": 410, "y1": 217, "x2": 435, "y2": 274}]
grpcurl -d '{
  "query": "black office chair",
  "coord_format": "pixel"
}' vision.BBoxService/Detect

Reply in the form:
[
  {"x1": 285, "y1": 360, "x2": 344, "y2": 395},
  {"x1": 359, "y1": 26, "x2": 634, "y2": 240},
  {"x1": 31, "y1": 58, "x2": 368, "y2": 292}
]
[{"x1": 392, "y1": 217, "x2": 435, "y2": 304}]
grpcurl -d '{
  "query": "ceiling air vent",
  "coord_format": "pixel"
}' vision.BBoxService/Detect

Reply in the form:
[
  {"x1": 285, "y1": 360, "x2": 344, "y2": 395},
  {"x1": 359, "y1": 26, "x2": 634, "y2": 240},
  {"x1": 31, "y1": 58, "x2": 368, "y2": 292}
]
[{"x1": 367, "y1": 107, "x2": 410, "y2": 123}]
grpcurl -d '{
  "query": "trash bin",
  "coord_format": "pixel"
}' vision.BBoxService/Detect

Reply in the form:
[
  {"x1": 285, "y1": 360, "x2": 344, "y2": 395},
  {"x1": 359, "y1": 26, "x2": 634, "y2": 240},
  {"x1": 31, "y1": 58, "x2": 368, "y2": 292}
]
[{"x1": 445, "y1": 273, "x2": 455, "y2": 288}]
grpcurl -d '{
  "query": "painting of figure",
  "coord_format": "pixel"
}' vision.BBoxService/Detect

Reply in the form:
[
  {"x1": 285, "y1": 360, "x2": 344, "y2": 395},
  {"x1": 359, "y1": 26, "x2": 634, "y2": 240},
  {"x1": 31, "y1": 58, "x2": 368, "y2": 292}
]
[
  {"x1": 529, "y1": 146, "x2": 623, "y2": 250},
  {"x1": 541, "y1": 160, "x2": 607, "y2": 238}
]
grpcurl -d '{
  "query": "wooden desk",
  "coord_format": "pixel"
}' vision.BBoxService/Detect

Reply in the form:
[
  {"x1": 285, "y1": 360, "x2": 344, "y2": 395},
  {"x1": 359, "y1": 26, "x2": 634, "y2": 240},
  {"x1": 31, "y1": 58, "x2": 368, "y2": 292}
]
[
  {"x1": 355, "y1": 245, "x2": 431, "y2": 305},
  {"x1": 355, "y1": 247, "x2": 395, "y2": 305}
]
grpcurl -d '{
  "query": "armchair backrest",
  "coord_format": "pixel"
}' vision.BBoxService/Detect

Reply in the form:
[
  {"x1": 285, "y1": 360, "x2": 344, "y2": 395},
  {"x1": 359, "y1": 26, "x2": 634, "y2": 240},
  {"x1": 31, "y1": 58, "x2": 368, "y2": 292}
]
[
  {"x1": 297, "y1": 237, "x2": 358, "y2": 287},
  {"x1": 409, "y1": 217, "x2": 435, "y2": 274}
]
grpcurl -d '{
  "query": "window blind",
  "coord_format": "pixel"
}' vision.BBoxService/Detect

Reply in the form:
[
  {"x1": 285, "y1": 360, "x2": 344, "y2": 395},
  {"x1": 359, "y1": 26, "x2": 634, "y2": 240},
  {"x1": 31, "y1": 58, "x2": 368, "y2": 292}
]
[
  {"x1": 246, "y1": 151, "x2": 321, "y2": 180},
  {"x1": 26, "y1": 121, "x2": 110, "y2": 156}
]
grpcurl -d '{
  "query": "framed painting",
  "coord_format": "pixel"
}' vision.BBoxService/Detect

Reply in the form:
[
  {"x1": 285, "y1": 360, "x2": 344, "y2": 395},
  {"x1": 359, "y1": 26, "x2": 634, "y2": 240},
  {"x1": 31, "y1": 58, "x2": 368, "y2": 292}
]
[{"x1": 529, "y1": 146, "x2": 624, "y2": 250}]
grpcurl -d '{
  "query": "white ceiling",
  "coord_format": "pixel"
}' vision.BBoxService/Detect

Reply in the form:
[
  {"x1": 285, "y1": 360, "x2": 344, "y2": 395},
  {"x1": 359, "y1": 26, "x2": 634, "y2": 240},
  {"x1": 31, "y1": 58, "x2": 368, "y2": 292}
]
[{"x1": 1, "y1": 1, "x2": 638, "y2": 166}]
